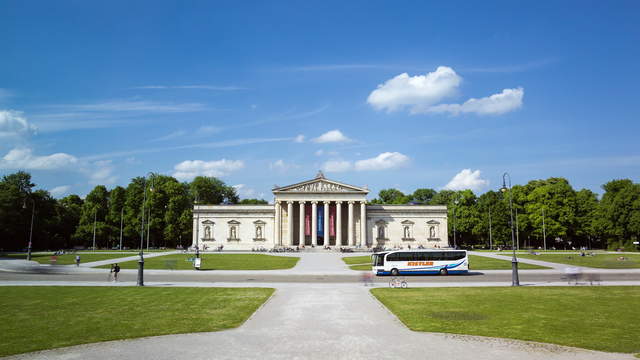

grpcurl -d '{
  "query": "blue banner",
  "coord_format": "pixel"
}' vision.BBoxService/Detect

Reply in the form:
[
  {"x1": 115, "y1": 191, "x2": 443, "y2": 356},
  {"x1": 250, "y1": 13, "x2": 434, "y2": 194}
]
[{"x1": 317, "y1": 204, "x2": 324, "y2": 237}]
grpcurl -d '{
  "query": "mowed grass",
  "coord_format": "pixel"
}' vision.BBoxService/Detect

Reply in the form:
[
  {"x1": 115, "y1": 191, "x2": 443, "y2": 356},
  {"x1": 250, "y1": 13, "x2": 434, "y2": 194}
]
[
  {"x1": 372, "y1": 286, "x2": 640, "y2": 353},
  {"x1": 97, "y1": 253, "x2": 299, "y2": 270},
  {"x1": 517, "y1": 253, "x2": 640, "y2": 269},
  {"x1": 341, "y1": 255, "x2": 548, "y2": 271},
  {"x1": 0, "y1": 286, "x2": 274, "y2": 356},
  {"x1": 468, "y1": 255, "x2": 549, "y2": 270},
  {"x1": 1, "y1": 253, "x2": 139, "y2": 265}
]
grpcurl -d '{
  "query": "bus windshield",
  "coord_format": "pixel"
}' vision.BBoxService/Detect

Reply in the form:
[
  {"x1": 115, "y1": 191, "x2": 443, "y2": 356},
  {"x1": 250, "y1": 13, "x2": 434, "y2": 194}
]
[{"x1": 372, "y1": 252, "x2": 387, "y2": 266}]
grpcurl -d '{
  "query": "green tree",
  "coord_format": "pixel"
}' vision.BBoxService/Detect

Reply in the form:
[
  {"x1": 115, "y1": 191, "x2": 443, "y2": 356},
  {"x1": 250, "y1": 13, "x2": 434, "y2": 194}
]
[
  {"x1": 412, "y1": 188, "x2": 436, "y2": 204},
  {"x1": 0, "y1": 171, "x2": 36, "y2": 250},
  {"x1": 596, "y1": 179, "x2": 640, "y2": 250},
  {"x1": 239, "y1": 198, "x2": 269, "y2": 204},
  {"x1": 373, "y1": 188, "x2": 411, "y2": 204},
  {"x1": 73, "y1": 185, "x2": 111, "y2": 249},
  {"x1": 190, "y1": 176, "x2": 238, "y2": 204}
]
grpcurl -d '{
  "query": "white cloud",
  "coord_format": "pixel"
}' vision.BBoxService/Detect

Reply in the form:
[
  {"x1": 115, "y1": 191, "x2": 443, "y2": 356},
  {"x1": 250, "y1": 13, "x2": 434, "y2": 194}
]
[
  {"x1": 62, "y1": 100, "x2": 206, "y2": 113},
  {"x1": 294, "y1": 134, "x2": 305, "y2": 143},
  {"x1": 173, "y1": 159, "x2": 244, "y2": 181},
  {"x1": 443, "y1": 169, "x2": 489, "y2": 191},
  {"x1": 322, "y1": 160, "x2": 352, "y2": 172},
  {"x1": 0, "y1": 110, "x2": 37, "y2": 138},
  {"x1": 426, "y1": 87, "x2": 524, "y2": 115},
  {"x1": 313, "y1": 130, "x2": 351, "y2": 143},
  {"x1": 88, "y1": 160, "x2": 117, "y2": 185},
  {"x1": 50, "y1": 185, "x2": 71, "y2": 198},
  {"x1": 233, "y1": 184, "x2": 256, "y2": 198},
  {"x1": 269, "y1": 159, "x2": 299, "y2": 172},
  {"x1": 354, "y1": 152, "x2": 410, "y2": 171},
  {"x1": 198, "y1": 125, "x2": 221, "y2": 135},
  {"x1": 133, "y1": 85, "x2": 246, "y2": 91},
  {"x1": 367, "y1": 66, "x2": 461, "y2": 112},
  {"x1": 0, "y1": 148, "x2": 78, "y2": 170}
]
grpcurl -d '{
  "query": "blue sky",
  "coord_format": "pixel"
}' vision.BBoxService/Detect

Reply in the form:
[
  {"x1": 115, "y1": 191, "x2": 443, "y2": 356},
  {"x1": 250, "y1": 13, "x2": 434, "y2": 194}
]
[{"x1": 1, "y1": 1, "x2": 639, "y2": 200}]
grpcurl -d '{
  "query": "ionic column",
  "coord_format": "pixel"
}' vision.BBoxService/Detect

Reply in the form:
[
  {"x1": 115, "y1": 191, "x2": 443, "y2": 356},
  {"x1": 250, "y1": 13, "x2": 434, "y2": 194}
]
[
  {"x1": 336, "y1": 201, "x2": 342, "y2": 247},
  {"x1": 275, "y1": 201, "x2": 281, "y2": 246},
  {"x1": 323, "y1": 201, "x2": 330, "y2": 247},
  {"x1": 287, "y1": 201, "x2": 294, "y2": 246},
  {"x1": 360, "y1": 201, "x2": 367, "y2": 247},
  {"x1": 311, "y1": 201, "x2": 318, "y2": 246},
  {"x1": 348, "y1": 201, "x2": 354, "y2": 246},
  {"x1": 299, "y1": 201, "x2": 305, "y2": 246}
]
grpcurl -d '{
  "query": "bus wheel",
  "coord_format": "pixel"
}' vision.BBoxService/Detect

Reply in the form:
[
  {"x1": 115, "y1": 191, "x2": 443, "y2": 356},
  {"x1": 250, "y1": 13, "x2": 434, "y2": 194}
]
[
  {"x1": 391, "y1": 268, "x2": 399, "y2": 276},
  {"x1": 439, "y1": 268, "x2": 448, "y2": 276}
]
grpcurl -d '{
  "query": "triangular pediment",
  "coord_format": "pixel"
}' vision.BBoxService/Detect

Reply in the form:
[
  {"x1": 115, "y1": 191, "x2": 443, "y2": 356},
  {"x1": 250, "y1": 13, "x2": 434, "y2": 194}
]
[{"x1": 273, "y1": 177, "x2": 368, "y2": 194}]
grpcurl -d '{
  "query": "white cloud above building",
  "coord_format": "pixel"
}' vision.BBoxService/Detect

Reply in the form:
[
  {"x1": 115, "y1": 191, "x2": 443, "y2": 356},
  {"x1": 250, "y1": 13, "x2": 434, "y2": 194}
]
[
  {"x1": 354, "y1": 152, "x2": 410, "y2": 171},
  {"x1": 173, "y1": 159, "x2": 244, "y2": 180},
  {"x1": 367, "y1": 66, "x2": 461, "y2": 112},
  {"x1": 0, "y1": 110, "x2": 37, "y2": 138},
  {"x1": 425, "y1": 87, "x2": 524, "y2": 115},
  {"x1": 367, "y1": 66, "x2": 523, "y2": 116},
  {"x1": 0, "y1": 147, "x2": 78, "y2": 170},
  {"x1": 313, "y1": 130, "x2": 351, "y2": 143},
  {"x1": 443, "y1": 169, "x2": 489, "y2": 191}
]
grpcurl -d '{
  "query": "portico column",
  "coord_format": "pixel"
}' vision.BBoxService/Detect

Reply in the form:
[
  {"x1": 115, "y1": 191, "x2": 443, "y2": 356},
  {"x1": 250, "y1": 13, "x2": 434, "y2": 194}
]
[
  {"x1": 348, "y1": 201, "x2": 354, "y2": 246},
  {"x1": 323, "y1": 201, "x2": 330, "y2": 247},
  {"x1": 336, "y1": 201, "x2": 342, "y2": 247},
  {"x1": 275, "y1": 200, "x2": 281, "y2": 246},
  {"x1": 299, "y1": 201, "x2": 305, "y2": 246},
  {"x1": 287, "y1": 201, "x2": 294, "y2": 246},
  {"x1": 360, "y1": 201, "x2": 367, "y2": 247},
  {"x1": 311, "y1": 201, "x2": 318, "y2": 246}
]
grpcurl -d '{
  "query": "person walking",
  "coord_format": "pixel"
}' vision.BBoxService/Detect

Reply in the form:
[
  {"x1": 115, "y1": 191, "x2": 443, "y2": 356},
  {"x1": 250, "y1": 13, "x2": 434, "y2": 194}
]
[
  {"x1": 75, "y1": 255, "x2": 81, "y2": 267},
  {"x1": 113, "y1": 263, "x2": 121, "y2": 282}
]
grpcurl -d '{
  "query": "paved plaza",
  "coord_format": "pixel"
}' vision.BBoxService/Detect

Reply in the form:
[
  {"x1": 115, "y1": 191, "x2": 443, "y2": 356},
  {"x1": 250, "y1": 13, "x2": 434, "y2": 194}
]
[{"x1": 1, "y1": 251, "x2": 639, "y2": 359}]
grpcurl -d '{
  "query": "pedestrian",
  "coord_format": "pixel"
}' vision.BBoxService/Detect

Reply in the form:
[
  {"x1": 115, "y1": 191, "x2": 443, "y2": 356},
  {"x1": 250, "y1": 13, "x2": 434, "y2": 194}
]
[
  {"x1": 113, "y1": 263, "x2": 121, "y2": 282},
  {"x1": 75, "y1": 255, "x2": 81, "y2": 267},
  {"x1": 109, "y1": 264, "x2": 114, "y2": 281}
]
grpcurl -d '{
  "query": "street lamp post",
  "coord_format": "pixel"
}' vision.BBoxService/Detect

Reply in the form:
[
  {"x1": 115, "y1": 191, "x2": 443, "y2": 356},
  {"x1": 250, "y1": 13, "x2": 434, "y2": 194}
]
[
  {"x1": 542, "y1": 207, "x2": 547, "y2": 251},
  {"x1": 119, "y1": 207, "x2": 124, "y2": 250},
  {"x1": 194, "y1": 191, "x2": 200, "y2": 259},
  {"x1": 488, "y1": 205, "x2": 493, "y2": 250},
  {"x1": 146, "y1": 176, "x2": 155, "y2": 251},
  {"x1": 92, "y1": 208, "x2": 97, "y2": 250},
  {"x1": 24, "y1": 197, "x2": 35, "y2": 261},
  {"x1": 137, "y1": 173, "x2": 153, "y2": 286},
  {"x1": 453, "y1": 199, "x2": 459, "y2": 249},
  {"x1": 501, "y1": 172, "x2": 520, "y2": 286},
  {"x1": 515, "y1": 207, "x2": 520, "y2": 251}
]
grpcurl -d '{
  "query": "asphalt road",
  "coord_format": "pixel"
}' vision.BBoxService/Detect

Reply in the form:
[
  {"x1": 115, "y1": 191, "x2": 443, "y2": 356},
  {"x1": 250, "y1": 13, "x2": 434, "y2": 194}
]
[{"x1": 1, "y1": 269, "x2": 638, "y2": 284}]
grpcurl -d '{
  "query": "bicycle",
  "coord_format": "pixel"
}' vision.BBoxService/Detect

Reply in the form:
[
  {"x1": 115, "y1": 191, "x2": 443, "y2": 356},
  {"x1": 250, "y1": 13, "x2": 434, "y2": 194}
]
[{"x1": 389, "y1": 276, "x2": 408, "y2": 288}]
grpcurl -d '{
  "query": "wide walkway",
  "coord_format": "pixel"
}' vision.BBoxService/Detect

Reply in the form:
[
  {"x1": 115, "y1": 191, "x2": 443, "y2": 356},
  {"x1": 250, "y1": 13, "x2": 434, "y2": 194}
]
[{"x1": 3, "y1": 283, "x2": 634, "y2": 360}]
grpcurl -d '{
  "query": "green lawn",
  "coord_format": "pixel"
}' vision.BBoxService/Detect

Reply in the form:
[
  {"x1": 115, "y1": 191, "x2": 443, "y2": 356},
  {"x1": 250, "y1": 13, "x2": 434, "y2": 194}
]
[
  {"x1": 1, "y1": 253, "x2": 139, "y2": 265},
  {"x1": 341, "y1": 254, "x2": 548, "y2": 271},
  {"x1": 0, "y1": 286, "x2": 274, "y2": 356},
  {"x1": 468, "y1": 255, "x2": 549, "y2": 270},
  {"x1": 341, "y1": 255, "x2": 371, "y2": 265},
  {"x1": 97, "y1": 253, "x2": 299, "y2": 270},
  {"x1": 372, "y1": 286, "x2": 640, "y2": 353},
  {"x1": 517, "y1": 253, "x2": 640, "y2": 269}
]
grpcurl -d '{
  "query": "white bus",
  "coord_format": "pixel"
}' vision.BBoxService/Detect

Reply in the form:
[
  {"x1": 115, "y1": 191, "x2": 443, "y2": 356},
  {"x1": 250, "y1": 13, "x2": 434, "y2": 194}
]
[{"x1": 371, "y1": 250, "x2": 469, "y2": 276}]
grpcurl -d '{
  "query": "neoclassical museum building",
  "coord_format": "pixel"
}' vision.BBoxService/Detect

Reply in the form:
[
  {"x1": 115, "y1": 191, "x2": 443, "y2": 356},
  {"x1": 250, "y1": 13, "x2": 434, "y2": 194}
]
[{"x1": 192, "y1": 173, "x2": 449, "y2": 250}]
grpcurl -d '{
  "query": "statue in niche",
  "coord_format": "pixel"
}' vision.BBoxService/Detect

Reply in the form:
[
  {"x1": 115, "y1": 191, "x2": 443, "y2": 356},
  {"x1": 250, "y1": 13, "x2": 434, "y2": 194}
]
[
  {"x1": 429, "y1": 226, "x2": 435, "y2": 238},
  {"x1": 230, "y1": 226, "x2": 237, "y2": 239},
  {"x1": 204, "y1": 226, "x2": 211, "y2": 239},
  {"x1": 256, "y1": 226, "x2": 262, "y2": 239},
  {"x1": 404, "y1": 226, "x2": 410, "y2": 239},
  {"x1": 378, "y1": 225, "x2": 385, "y2": 239}
]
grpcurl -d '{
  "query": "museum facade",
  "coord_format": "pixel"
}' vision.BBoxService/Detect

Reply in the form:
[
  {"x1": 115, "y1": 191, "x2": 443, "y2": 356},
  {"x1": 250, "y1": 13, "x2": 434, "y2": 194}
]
[{"x1": 192, "y1": 173, "x2": 448, "y2": 250}]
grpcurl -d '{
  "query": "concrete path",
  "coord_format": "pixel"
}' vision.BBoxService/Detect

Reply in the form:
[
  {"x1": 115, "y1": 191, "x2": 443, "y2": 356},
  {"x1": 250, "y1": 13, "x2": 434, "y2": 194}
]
[
  {"x1": 470, "y1": 251, "x2": 574, "y2": 270},
  {"x1": 3, "y1": 283, "x2": 634, "y2": 360},
  {"x1": 77, "y1": 251, "x2": 179, "y2": 268}
]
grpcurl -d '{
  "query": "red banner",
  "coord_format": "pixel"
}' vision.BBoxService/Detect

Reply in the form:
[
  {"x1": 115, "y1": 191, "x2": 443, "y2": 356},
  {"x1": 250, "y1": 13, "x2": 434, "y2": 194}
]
[
  {"x1": 329, "y1": 204, "x2": 336, "y2": 237},
  {"x1": 304, "y1": 203, "x2": 311, "y2": 236}
]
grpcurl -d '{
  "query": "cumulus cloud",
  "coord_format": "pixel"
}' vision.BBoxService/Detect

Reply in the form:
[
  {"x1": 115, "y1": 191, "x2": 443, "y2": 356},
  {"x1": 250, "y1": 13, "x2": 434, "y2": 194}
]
[
  {"x1": 443, "y1": 169, "x2": 489, "y2": 191},
  {"x1": 367, "y1": 66, "x2": 461, "y2": 112},
  {"x1": 322, "y1": 160, "x2": 352, "y2": 172},
  {"x1": 0, "y1": 148, "x2": 78, "y2": 170},
  {"x1": 313, "y1": 130, "x2": 351, "y2": 143},
  {"x1": 426, "y1": 87, "x2": 524, "y2": 115},
  {"x1": 367, "y1": 66, "x2": 523, "y2": 116},
  {"x1": 294, "y1": 134, "x2": 305, "y2": 143},
  {"x1": 50, "y1": 185, "x2": 71, "y2": 198},
  {"x1": 0, "y1": 110, "x2": 37, "y2": 138},
  {"x1": 355, "y1": 152, "x2": 410, "y2": 171},
  {"x1": 173, "y1": 159, "x2": 244, "y2": 181},
  {"x1": 269, "y1": 159, "x2": 299, "y2": 172},
  {"x1": 233, "y1": 184, "x2": 257, "y2": 198}
]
